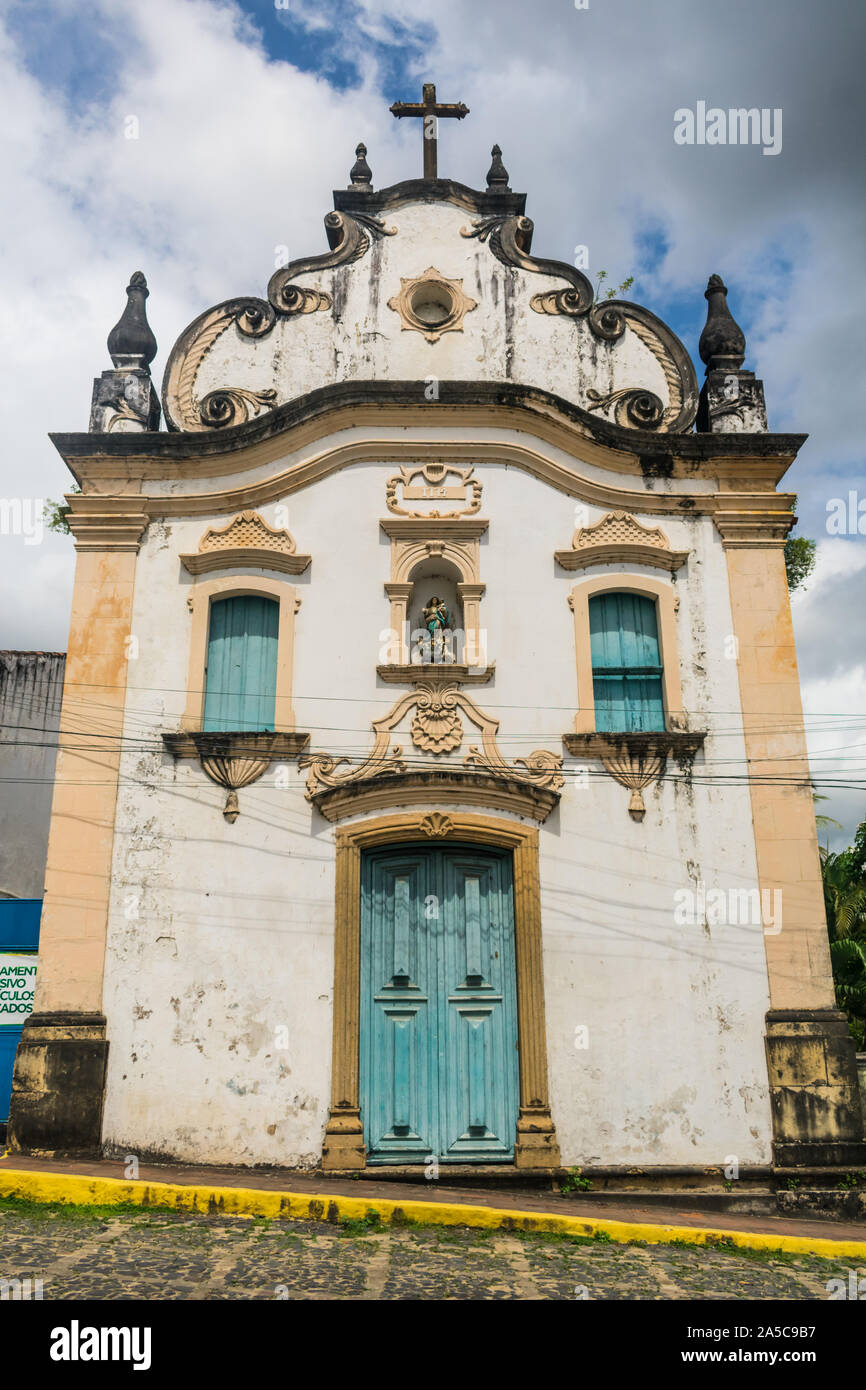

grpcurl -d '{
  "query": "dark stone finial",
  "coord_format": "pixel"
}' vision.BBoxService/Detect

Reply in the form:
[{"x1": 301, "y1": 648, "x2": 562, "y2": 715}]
[
  {"x1": 698, "y1": 274, "x2": 746, "y2": 374},
  {"x1": 486, "y1": 143, "x2": 510, "y2": 190},
  {"x1": 106, "y1": 271, "x2": 157, "y2": 370},
  {"x1": 349, "y1": 141, "x2": 372, "y2": 188}
]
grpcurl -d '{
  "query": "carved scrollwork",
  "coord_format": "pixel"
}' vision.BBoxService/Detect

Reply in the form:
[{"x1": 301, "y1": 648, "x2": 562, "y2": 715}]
[
  {"x1": 199, "y1": 386, "x2": 278, "y2": 429},
  {"x1": 385, "y1": 463, "x2": 482, "y2": 519},
  {"x1": 464, "y1": 742, "x2": 564, "y2": 792},
  {"x1": 587, "y1": 302, "x2": 626, "y2": 341},
  {"x1": 513, "y1": 750, "x2": 566, "y2": 788},
  {"x1": 348, "y1": 211, "x2": 398, "y2": 240},
  {"x1": 459, "y1": 216, "x2": 504, "y2": 244},
  {"x1": 586, "y1": 386, "x2": 665, "y2": 430},
  {"x1": 275, "y1": 284, "x2": 333, "y2": 315},
  {"x1": 300, "y1": 681, "x2": 563, "y2": 802},
  {"x1": 236, "y1": 301, "x2": 277, "y2": 337},
  {"x1": 163, "y1": 297, "x2": 280, "y2": 431},
  {"x1": 530, "y1": 288, "x2": 585, "y2": 317},
  {"x1": 162, "y1": 209, "x2": 393, "y2": 432},
  {"x1": 300, "y1": 747, "x2": 407, "y2": 796},
  {"x1": 468, "y1": 212, "x2": 697, "y2": 432},
  {"x1": 104, "y1": 398, "x2": 144, "y2": 432}
]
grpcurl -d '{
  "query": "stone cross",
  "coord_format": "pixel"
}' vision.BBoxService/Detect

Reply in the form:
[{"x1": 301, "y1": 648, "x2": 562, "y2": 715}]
[{"x1": 390, "y1": 83, "x2": 469, "y2": 180}]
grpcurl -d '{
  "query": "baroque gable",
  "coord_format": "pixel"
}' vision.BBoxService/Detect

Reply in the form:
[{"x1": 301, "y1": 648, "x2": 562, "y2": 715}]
[{"x1": 159, "y1": 167, "x2": 698, "y2": 437}]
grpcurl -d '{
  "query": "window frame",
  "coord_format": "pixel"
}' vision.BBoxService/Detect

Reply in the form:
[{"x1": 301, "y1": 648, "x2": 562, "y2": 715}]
[
  {"x1": 181, "y1": 574, "x2": 299, "y2": 733},
  {"x1": 568, "y1": 573, "x2": 683, "y2": 735},
  {"x1": 589, "y1": 590, "x2": 665, "y2": 733}
]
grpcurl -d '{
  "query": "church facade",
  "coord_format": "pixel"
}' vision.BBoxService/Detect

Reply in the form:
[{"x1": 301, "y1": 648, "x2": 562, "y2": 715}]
[{"x1": 11, "y1": 102, "x2": 864, "y2": 1175}]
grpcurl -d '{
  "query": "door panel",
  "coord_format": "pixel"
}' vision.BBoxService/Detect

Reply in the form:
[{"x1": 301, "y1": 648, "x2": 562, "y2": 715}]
[
  {"x1": 441, "y1": 854, "x2": 518, "y2": 1158},
  {"x1": 361, "y1": 855, "x2": 433, "y2": 1160},
  {"x1": 360, "y1": 846, "x2": 519, "y2": 1164}
]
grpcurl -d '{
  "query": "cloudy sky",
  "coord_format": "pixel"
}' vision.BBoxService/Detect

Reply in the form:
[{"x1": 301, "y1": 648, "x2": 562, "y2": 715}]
[{"x1": 1, "y1": 0, "x2": 864, "y2": 843}]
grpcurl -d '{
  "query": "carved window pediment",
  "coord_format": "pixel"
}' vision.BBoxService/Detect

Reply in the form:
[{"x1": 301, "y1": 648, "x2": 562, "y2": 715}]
[
  {"x1": 555, "y1": 511, "x2": 689, "y2": 573},
  {"x1": 180, "y1": 510, "x2": 311, "y2": 575}
]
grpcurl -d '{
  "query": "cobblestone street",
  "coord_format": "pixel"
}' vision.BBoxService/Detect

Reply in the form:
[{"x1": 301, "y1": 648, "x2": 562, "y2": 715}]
[{"x1": 0, "y1": 1205, "x2": 857, "y2": 1301}]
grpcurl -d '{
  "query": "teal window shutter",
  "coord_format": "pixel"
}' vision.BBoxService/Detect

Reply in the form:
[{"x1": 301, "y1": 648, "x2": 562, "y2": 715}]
[
  {"x1": 203, "y1": 595, "x2": 279, "y2": 732},
  {"x1": 589, "y1": 592, "x2": 665, "y2": 732}
]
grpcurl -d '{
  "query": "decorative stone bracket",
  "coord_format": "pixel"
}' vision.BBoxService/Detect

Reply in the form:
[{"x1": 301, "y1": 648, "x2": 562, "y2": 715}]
[
  {"x1": 563, "y1": 731, "x2": 706, "y2": 820},
  {"x1": 163, "y1": 730, "x2": 310, "y2": 821}
]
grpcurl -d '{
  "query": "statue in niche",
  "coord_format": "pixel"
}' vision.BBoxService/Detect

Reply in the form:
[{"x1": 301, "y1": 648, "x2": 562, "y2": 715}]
[{"x1": 416, "y1": 595, "x2": 455, "y2": 664}]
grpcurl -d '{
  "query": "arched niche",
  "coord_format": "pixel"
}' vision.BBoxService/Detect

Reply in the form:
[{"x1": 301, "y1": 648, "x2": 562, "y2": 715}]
[
  {"x1": 407, "y1": 555, "x2": 463, "y2": 664},
  {"x1": 380, "y1": 518, "x2": 488, "y2": 672}
]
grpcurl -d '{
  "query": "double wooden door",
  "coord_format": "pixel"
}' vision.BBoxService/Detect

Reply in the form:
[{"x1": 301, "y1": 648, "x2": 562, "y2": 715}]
[{"x1": 360, "y1": 845, "x2": 519, "y2": 1164}]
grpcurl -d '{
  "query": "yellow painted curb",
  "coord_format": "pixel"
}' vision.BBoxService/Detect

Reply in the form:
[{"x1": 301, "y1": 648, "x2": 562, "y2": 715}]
[{"x1": 0, "y1": 1168, "x2": 863, "y2": 1259}]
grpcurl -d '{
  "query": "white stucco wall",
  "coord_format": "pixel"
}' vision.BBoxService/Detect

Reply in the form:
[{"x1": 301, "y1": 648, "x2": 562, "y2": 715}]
[{"x1": 99, "y1": 434, "x2": 773, "y2": 1168}]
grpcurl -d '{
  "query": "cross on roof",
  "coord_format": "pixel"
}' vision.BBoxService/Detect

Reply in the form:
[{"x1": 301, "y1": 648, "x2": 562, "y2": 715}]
[{"x1": 390, "y1": 83, "x2": 469, "y2": 181}]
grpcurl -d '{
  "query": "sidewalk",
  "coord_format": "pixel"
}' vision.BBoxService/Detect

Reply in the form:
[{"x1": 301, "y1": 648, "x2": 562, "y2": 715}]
[{"x1": 2, "y1": 1153, "x2": 866, "y2": 1257}]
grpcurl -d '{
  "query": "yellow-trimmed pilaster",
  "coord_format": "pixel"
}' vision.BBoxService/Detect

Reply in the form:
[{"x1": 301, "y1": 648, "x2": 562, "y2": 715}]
[
  {"x1": 722, "y1": 538, "x2": 832, "y2": 1010},
  {"x1": 8, "y1": 507, "x2": 146, "y2": 1154},
  {"x1": 721, "y1": 520, "x2": 865, "y2": 1164}
]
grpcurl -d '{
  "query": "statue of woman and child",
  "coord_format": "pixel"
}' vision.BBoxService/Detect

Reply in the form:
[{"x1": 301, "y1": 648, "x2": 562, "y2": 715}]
[{"x1": 417, "y1": 595, "x2": 455, "y2": 663}]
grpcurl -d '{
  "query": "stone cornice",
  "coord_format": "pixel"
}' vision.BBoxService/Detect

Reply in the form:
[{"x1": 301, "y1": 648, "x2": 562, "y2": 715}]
[
  {"x1": 59, "y1": 445, "x2": 799, "y2": 539},
  {"x1": 51, "y1": 381, "x2": 807, "y2": 485},
  {"x1": 179, "y1": 546, "x2": 311, "y2": 575},
  {"x1": 332, "y1": 178, "x2": 527, "y2": 220},
  {"x1": 376, "y1": 662, "x2": 495, "y2": 685},
  {"x1": 713, "y1": 502, "x2": 795, "y2": 548},
  {"x1": 309, "y1": 769, "x2": 559, "y2": 823},
  {"x1": 66, "y1": 506, "x2": 149, "y2": 552},
  {"x1": 380, "y1": 517, "x2": 489, "y2": 541}
]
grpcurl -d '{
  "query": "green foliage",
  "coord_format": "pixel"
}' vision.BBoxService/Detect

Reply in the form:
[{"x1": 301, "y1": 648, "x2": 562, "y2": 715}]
[
  {"x1": 338, "y1": 1208, "x2": 383, "y2": 1237},
  {"x1": 592, "y1": 270, "x2": 635, "y2": 304},
  {"x1": 821, "y1": 817, "x2": 866, "y2": 1048},
  {"x1": 43, "y1": 485, "x2": 81, "y2": 535},
  {"x1": 783, "y1": 495, "x2": 816, "y2": 593},
  {"x1": 560, "y1": 1166, "x2": 593, "y2": 1193},
  {"x1": 784, "y1": 535, "x2": 817, "y2": 593}
]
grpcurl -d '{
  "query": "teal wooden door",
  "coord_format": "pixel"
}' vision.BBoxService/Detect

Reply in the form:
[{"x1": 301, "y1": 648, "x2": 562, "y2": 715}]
[
  {"x1": 360, "y1": 846, "x2": 519, "y2": 1165},
  {"x1": 202, "y1": 594, "x2": 279, "y2": 732}
]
